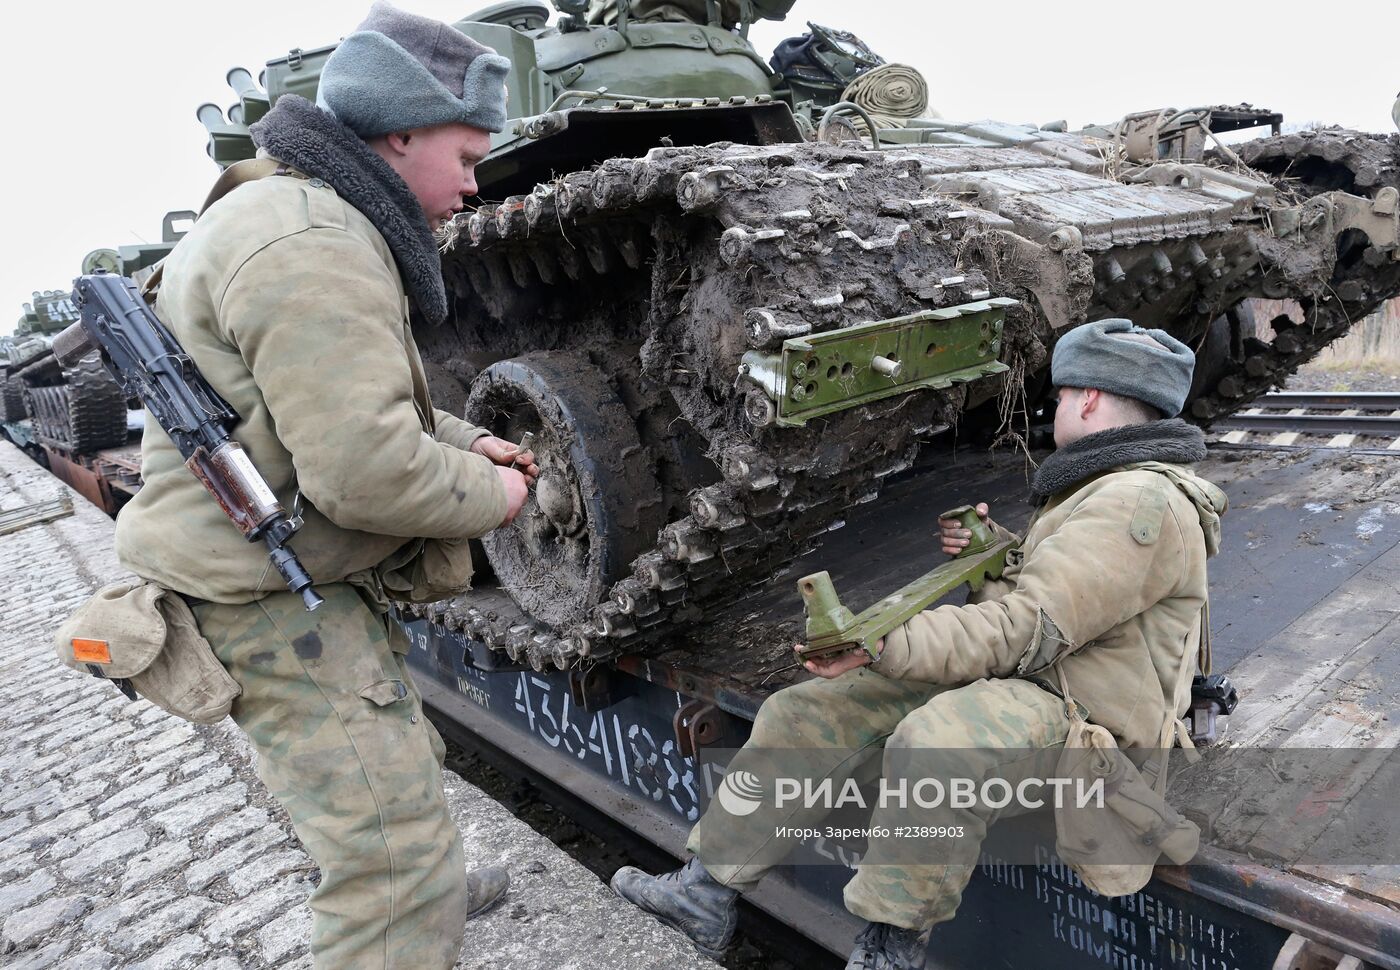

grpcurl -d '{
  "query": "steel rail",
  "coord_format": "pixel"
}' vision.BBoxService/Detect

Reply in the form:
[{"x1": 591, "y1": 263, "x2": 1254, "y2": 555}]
[
  {"x1": 1216, "y1": 412, "x2": 1400, "y2": 435},
  {"x1": 1253, "y1": 391, "x2": 1400, "y2": 410}
]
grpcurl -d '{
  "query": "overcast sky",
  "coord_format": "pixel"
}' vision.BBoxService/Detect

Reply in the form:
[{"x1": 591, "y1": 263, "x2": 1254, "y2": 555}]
[{"x1": 3, "y1": 0, "x2": 1396, "y2": 325}]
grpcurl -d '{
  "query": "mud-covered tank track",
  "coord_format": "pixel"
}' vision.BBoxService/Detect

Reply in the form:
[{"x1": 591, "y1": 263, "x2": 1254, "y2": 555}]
[
  {"x1": 0, "y1": 378, "x2": 27, "y2": 422},
  {"x1": 21, "y1": 361, "x2": 129, "y2": 454},
  {"x1": 403, "y1": 126, "x2": 1400, "y2": 671},
  {"x1": 467, "y1": 352, "x2": 668, "y2": 631},
  {"x1": 1187, "y1": 131, "x2": 1400, "y2": 423}
]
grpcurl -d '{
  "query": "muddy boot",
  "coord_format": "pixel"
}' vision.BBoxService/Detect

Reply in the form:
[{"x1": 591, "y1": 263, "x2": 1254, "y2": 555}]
[
  {"x1": 610, "y1": 857, "x2": 738, "y2": 957},
  {"x1": 465, "y1": 866, "x2": 510, "y2": 919},
  {"x1": 845, "y1": 921, "x2": 931, "y2": 970}
]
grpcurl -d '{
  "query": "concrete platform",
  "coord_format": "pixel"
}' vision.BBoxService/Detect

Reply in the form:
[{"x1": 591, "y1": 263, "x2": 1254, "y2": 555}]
[{"x1": 0, "y1": 439, "x2": 718, "y2": 970}]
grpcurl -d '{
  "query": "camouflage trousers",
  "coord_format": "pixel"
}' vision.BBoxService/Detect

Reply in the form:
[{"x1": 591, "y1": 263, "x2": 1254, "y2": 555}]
[
  {"x1": 687, "y1": 668, "x2": 1071, "y2": 931},
  {"x1": 193, "y1": 584, "x2": 468, "y2": 970}
]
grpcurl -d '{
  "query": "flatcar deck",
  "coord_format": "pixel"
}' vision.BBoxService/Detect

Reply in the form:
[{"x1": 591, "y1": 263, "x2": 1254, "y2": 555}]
[{"x1": 413, "y1": 442, "x2": 1400, "y2": 967}]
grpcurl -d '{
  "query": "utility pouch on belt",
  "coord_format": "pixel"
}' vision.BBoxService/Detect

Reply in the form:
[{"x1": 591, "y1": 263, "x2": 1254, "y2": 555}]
[
  {"x1": 1051, "y1": 661, "x2": 1200, "y2": 897},
  {"x1": 54, "y1": 581, "x2": 241, "y2": 724},
  {"x1": 376, "y1": 536, "x2": 476, "y2": 605}
]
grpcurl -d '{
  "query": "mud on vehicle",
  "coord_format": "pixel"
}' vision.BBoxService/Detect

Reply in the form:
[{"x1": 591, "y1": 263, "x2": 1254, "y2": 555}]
[{"x1": 190, "y1": 1, "x2": 1400, "y2": 672}]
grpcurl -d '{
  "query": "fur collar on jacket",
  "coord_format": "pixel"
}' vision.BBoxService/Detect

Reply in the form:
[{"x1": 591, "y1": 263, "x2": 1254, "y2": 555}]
[
  {"x1": 1031, "y1": 418, "x2": 1207, "y2": 503},
  {"x1": 249, "y1": 94, "x2": 448, "y2": 325}
]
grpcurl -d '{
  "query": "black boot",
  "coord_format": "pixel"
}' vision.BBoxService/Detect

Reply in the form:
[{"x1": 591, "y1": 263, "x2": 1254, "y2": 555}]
[
  {"x1": 610, "y1": 857, "x2": 739, "y2": 957},
  {"x1": 845, "y1": 921, "x2": 931, "y2": 970},
  {"x1": 464, "y1": 866, "x2": 510, "y2": 919}
]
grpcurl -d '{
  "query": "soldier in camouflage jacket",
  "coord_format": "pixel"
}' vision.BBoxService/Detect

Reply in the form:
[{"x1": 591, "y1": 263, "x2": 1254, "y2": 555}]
[
  {"x1": 113, "y1": 5, "x2": 529, "y2": 968},
  {"x1": 614, "y1": 320, "x2": 1228, "y2": 970}
]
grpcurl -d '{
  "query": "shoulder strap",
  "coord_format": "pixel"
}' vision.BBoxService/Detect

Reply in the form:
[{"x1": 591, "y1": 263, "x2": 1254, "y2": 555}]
[
  {"x1": 140, "y1": 159, "x2": 304, "y2": 304},
  {"x1": 1151, "y1": 602, "x2": 1206, "y2": 784},
  {"x1": 1054, "y1": 661, "x2": 1083, "y2": 724},
  {"x1": 198, "y1": 157, "x2": 305, "y2": 216},
  {"x1": 1197, "y1": 595, "x2": 1213, "y2": 677},
  {"x1": 1054, "y1": 598, "x2": 1206, "y2": 795}
]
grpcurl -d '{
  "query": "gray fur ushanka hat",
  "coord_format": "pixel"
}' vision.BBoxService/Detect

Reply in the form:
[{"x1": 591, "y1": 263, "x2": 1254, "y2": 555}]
[
  {"x1": 316, "y1": 1, "x2": 511, "y2": 137},
  {"x1": 1051, "y1": 318, "x2": 1196, "y2": 417}
]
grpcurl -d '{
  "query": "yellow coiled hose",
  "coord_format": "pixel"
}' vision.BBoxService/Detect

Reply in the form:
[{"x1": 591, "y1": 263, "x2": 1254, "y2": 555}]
[{"x1": 841, "y1": 63, "x2": 934, "y2": 134}]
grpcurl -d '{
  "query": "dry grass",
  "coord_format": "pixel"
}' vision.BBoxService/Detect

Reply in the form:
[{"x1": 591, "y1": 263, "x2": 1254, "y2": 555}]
[
  {"x1": 1304, "y1": 298, "x2": 1400, "y2": 373},
  {"x1": 1307, "y1": 356, "x2": 1400, "y2": 376},
  {"x1": 1247, "y1": 297, "x2": 1400, "y2": 374}
]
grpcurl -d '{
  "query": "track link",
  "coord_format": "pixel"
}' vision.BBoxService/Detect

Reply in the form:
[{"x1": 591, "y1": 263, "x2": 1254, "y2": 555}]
[
  {"x1": 0, "y1": 378, "x2": 27, "y2": 422},
  {"x1": 1188, "y1": 130, "x2": 1400, "y2": 423},
  {"x1": 418, "y1": 134, "x2": 1400, "y2": 670},
  {"x1": 24, "y1": 361, "x2": 129, "y2": 453}
]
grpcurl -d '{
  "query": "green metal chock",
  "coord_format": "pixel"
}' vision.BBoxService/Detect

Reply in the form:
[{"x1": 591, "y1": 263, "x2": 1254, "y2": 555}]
[
  {"x1": 797, "y1": 505, "x2": 1013, "y2": 662},
  {"x1": 739, "y1": 298, "x2": 1016, "y2": 428}
]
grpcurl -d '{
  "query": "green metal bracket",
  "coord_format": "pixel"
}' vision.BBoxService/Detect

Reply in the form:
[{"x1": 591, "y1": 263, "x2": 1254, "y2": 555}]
[
  {"x1": 740, "y1": 298, "x2": 1016, "y2": 428},
  {"x1": 797, "y1": 506, "x2": 1015, "y2": 661}
]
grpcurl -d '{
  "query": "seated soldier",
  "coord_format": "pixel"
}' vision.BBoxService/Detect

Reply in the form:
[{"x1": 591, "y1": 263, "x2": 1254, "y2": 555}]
[{"x1": 611, "y1": 318, "x2": 1228, "y2": 969}]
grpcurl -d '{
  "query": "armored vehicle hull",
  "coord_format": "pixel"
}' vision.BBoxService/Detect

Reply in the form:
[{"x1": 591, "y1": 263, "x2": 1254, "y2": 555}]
[
  {"x1": 2, "y1": 290, "x2": 129, "y2": 454},
  {"x1": 181, "y1": 3, "x2": 1400, "y2": 667},
  {"x1": 2, "y1": 214, "x2": 196, "y2": 456},
  {"x1": 411, "y1": 121, "x2": 1400, "y2": 670}
]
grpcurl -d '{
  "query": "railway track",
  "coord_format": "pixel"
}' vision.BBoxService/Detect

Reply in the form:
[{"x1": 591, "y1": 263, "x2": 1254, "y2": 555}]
[
  {"x1": 1213, "y1": 391, "x2": 1400, "y2": 450},
  {"x1": 434, "y1": 714, "x2": 844, "y2": 970}
]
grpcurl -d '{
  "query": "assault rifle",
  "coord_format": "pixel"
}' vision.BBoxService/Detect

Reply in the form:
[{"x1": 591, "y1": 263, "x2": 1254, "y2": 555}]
[{"x1": 54, "y1": 271, "x2": 323, "y2": 611}]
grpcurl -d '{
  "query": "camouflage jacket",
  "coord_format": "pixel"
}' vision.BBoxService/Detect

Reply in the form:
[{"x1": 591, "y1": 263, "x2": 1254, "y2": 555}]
[
  {"x1": 115, "y1": 170, "x2": 506, "y2": 604},
  {"x1": 875, "y1": 462, "x2": 1227, "y2": 748}
]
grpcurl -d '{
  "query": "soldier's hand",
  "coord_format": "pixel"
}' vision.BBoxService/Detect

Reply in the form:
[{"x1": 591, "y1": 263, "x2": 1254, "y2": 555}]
[
  {"x1": 939, "y1": 503, "x2": 990, "y2": 556},
  {"x1": 797, "y1": 641, "x2": 877, "y2": 679},
  {"x1": 471, "y1": 435, "x2": 539, "y2": 484},
  {"x1": 495, "y1": 466, "x2": 530, "y2": 525}
]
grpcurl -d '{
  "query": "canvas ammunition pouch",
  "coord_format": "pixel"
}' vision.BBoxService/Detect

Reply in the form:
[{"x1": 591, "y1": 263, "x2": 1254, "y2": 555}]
[
  {"x1": 366, "y1": 535, "x2": 477, "y2": 607},
  {"x1": 1050, "y1": 632, "x2": 1203, "y2": 896},
  {"x1": 54, "y1": 580, "x2": 241, "y2": 724},
  {"x1": 337, "y1": 538, "x2": 477, "y2": 656}
]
